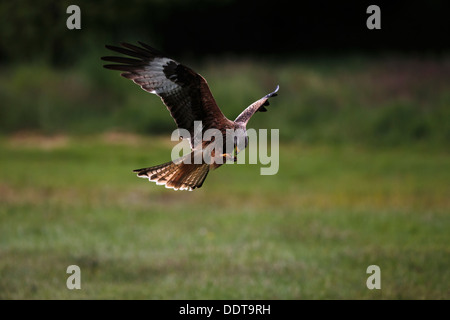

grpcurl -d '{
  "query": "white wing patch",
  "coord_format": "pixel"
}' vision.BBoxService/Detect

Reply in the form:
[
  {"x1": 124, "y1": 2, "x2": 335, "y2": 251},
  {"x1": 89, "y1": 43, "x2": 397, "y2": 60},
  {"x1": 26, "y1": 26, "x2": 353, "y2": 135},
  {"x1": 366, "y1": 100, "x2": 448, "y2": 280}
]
[{"x1": 135, "y1": 57, "x2": 180, "y2": 95}]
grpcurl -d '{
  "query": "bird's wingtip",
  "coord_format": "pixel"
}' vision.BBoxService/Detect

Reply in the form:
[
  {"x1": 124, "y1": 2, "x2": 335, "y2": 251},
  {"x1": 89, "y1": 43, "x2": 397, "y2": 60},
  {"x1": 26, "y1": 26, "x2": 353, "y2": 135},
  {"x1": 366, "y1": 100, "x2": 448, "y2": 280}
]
[{"x1": 265, "y1": 85, "x2": 279, "y2": 98}]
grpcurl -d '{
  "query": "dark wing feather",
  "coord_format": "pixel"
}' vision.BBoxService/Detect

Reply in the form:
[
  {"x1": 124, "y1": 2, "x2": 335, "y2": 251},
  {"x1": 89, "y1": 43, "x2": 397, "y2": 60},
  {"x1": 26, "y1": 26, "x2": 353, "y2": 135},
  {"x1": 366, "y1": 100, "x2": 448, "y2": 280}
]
[{"x1": 102, "y1": 42, "x2": 231, "y2": 149}]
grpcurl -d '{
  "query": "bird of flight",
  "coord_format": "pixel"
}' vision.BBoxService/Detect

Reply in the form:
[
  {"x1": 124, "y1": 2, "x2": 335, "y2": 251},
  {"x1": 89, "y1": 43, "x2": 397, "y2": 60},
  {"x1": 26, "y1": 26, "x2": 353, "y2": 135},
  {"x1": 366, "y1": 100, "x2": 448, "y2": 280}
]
[{"x1": 102, "y1": 42, "x2": 278, "y2": 191}]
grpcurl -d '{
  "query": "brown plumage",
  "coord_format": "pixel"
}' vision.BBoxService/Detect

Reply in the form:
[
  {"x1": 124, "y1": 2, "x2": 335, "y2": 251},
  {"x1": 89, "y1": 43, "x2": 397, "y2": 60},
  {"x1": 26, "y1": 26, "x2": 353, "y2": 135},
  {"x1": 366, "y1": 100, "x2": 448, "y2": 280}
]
[{"x1": 102, "y1": 42, "x2": 278, "y2": 191}]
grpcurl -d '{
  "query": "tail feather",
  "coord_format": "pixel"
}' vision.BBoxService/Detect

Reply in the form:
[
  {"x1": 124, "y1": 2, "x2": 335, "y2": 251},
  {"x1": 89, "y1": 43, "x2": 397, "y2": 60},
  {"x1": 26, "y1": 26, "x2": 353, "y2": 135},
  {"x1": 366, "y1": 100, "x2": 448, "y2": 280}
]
[
  {"x1": 152, "y1": 162, "x2": 178, "y2": 184},
  {"x1": 134, "y1": 160, "x2": 209, "y2": 191}
]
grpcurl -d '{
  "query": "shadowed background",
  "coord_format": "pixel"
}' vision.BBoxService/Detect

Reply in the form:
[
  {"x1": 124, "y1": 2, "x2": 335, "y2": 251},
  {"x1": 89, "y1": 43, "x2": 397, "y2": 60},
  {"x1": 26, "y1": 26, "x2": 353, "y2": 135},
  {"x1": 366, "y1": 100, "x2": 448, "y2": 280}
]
[{"x1": 0, "y1": 0, "x2": 449, "y2": 299}]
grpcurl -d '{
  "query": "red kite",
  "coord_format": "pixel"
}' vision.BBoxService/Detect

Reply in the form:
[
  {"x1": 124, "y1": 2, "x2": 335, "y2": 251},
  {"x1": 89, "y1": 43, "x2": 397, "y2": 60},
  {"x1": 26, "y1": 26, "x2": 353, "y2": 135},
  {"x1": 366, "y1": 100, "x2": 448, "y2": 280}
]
[{"x1": 102, "y1": 42, "x2": 278, "y2": 191}]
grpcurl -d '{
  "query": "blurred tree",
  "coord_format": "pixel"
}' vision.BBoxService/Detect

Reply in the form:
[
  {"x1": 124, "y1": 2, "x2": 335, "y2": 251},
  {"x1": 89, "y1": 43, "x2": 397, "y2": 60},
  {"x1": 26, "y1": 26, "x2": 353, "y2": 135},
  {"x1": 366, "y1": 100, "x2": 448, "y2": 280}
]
[{"x1": 0, "y1": 0, "x2": 448, "y2": 66}]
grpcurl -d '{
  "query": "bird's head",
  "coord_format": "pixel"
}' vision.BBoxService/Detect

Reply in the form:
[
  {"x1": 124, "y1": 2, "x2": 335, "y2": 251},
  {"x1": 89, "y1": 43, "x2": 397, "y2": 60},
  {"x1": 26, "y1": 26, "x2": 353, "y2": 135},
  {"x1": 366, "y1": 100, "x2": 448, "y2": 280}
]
[{"x1": 231, "y1": 125, "x2": 248, "y2": 155}]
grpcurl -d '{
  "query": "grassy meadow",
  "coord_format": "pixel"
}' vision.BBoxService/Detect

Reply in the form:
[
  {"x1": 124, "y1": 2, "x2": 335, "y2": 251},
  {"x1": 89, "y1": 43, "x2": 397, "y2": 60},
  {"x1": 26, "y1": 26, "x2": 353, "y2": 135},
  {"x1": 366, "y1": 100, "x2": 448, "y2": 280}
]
[{"x1": 0, "y1": 55, "x2": 449, "y2": 299}]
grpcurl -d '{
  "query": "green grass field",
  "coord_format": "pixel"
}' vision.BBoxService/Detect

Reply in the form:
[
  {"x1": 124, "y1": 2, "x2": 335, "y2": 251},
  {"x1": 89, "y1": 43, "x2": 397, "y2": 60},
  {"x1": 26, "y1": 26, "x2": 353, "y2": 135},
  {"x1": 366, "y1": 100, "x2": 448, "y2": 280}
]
[
  {"x1": 0, "y1": 0, "x2": 449, "y2": 302},
  {"x1": 0, "y1": 133, "x2": 448, "y2": 299}
]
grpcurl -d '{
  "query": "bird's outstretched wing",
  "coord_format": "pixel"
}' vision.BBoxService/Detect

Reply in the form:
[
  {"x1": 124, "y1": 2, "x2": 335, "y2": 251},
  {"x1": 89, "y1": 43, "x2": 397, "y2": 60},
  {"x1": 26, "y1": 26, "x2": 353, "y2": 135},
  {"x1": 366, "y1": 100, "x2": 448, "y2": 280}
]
[
  {"x1": 102, "y1": 42, "x2": 231, "y2": 148},
  {"x1": 234, "y1": 85, "x2": 279, "y2": 125}
]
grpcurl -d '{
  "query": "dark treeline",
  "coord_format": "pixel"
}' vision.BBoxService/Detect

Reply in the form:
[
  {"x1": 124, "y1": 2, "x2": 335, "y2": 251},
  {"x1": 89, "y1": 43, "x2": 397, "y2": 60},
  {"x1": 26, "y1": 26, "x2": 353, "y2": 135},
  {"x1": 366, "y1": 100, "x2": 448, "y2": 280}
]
[{"x1": 0, "y1": 0, "x2": 448, "y2": 66}]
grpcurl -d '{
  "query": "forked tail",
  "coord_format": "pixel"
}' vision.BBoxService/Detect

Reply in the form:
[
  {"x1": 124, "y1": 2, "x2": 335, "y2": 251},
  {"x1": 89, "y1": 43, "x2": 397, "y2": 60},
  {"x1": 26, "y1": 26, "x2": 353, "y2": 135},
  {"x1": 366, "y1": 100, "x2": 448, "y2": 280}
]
[{"x1": 133, "y1": 160, "x2": 209, "y2": 191}]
